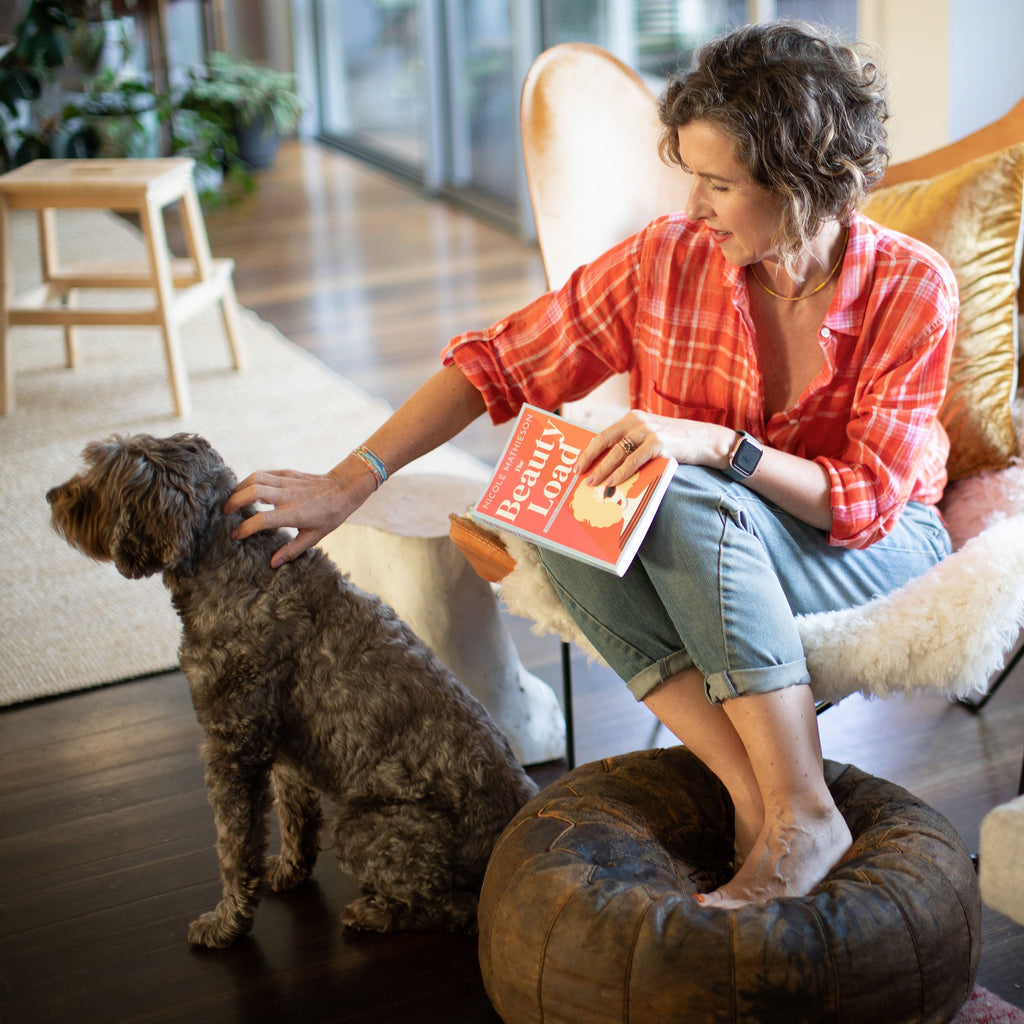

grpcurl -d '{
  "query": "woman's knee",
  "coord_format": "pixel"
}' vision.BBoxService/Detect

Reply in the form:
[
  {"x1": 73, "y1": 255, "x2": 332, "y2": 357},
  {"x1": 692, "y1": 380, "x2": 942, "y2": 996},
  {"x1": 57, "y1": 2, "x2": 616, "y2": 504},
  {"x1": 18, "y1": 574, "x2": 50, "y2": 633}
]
[{"x1": 639, "y1": 466, "x2": 734, "y2": 564}]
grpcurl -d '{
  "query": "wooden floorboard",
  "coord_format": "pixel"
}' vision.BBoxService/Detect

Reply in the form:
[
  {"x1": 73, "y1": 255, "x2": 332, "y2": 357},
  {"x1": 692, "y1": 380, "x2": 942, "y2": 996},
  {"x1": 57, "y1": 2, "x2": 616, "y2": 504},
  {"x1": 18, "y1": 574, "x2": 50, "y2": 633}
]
[{"x1": 2, "y1": 140, "x2": 1021, "y2": 1020}]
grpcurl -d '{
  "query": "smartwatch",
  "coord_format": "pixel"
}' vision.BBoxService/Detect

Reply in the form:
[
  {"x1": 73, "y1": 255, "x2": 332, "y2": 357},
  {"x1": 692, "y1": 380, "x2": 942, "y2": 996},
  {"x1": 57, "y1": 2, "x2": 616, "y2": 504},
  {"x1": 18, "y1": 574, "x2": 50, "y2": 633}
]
[{"x1": 726, "y1": 430, "x2": 763, "y2": 480}]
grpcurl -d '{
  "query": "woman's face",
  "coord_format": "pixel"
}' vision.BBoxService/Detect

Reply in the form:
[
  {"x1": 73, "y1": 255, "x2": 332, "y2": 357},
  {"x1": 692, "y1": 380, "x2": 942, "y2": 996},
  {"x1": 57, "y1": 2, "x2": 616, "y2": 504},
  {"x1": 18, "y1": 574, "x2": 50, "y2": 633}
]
[{"x1": 677, "y1": 120, "x2": 784, "y2": 268}]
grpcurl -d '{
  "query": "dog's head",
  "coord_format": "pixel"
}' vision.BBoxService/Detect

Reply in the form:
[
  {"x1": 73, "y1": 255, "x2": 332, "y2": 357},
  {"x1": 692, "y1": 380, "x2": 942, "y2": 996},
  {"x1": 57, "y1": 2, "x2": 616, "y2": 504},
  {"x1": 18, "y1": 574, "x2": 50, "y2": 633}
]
[{"x1": 46, "y1": 433, "x2": 237, "y2": 579}]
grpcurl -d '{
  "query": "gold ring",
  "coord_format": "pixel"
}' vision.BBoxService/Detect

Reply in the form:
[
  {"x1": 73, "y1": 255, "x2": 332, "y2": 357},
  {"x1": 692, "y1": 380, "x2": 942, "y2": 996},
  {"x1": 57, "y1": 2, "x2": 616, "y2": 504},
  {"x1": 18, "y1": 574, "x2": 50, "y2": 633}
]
[{"x1": 619, "y1": 437, "x2": 637, "y2": 454}]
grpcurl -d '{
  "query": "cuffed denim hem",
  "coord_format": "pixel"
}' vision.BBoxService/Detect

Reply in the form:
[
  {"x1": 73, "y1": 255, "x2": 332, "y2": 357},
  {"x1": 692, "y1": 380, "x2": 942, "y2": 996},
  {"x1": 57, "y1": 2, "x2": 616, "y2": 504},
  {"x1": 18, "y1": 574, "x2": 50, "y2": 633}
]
[
  {"x1": 704, "y1": 657, "x2": 811, "y2": 705},
  {"x1": 626, "y1": 649, "x2": 694, "y2": 702},
  {"x1": 627, "y1": 652, "x2": 810, "y2": 704}
]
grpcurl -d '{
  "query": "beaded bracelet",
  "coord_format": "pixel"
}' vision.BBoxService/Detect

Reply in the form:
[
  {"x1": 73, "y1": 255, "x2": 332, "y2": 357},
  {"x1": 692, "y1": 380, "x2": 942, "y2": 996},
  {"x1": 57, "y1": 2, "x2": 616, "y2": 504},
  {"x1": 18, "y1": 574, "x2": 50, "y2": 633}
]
[{"x1": 352, "y1": 445, "x2": 389, "y2": 489}]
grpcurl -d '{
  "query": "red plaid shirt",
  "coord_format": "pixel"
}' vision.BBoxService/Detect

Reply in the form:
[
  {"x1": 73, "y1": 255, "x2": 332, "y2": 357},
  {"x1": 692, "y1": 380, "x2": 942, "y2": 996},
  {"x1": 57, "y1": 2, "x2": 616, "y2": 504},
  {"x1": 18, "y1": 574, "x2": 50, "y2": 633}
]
[{"x1": 443, "y1": 211, "x2": 958, "y2": 548}]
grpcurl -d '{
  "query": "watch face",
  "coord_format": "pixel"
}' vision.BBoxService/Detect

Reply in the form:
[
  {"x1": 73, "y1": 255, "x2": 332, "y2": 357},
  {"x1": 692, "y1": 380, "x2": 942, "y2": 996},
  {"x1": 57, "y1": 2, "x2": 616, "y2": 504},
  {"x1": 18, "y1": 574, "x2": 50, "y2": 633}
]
[{"x1": 732, "y1": 436, "x2": 762, "y2": 476}]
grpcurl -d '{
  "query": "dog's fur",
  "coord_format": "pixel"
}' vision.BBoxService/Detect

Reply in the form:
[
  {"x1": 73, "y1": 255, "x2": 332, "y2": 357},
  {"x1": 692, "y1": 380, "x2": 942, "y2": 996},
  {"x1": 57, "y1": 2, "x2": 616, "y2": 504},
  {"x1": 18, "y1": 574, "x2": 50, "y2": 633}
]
[{"x1": 47, "y1": 433, "x2": 538, "y2": 948}]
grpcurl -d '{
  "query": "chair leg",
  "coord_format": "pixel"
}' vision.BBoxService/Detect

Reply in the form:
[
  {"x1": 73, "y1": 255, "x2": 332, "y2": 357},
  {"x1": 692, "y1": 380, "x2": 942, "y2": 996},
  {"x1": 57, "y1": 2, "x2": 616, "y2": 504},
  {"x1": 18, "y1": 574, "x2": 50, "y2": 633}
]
[
  {"x1": 561, "y1": 641, "x2": 575, "y2": 770},
  {"x1": 958, "y1": 644, "x2": 1023, "y2": 712}
]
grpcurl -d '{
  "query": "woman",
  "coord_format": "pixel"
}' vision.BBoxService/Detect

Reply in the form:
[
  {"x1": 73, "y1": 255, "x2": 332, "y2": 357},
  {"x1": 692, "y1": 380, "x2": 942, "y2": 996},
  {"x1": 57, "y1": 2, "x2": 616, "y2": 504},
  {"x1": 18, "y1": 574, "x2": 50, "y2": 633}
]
[{"x1": 226, "y1": 22, "x2": 957, "y2": 908}]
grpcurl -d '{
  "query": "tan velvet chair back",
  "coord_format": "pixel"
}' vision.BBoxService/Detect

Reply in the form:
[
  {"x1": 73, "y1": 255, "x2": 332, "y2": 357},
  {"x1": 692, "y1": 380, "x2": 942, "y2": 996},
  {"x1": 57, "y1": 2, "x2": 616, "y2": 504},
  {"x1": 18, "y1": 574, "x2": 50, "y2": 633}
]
[
  {"x1": 520, "y1": 43, "x2": 1024, "y2": 423},
  {"x1": 520, "y1": 43, "x2": 691, "y2": 292},
  {"x1": 521, "y1": 44, "x2": 690, "y2": 413}
]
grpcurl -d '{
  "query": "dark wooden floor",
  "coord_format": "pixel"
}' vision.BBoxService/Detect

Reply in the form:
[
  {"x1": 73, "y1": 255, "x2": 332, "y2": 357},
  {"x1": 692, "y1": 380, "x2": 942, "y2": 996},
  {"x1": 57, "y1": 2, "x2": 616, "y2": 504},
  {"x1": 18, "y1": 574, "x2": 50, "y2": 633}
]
[{"x1": 1, "y1": 141, "x2": 1022, "y2": 1022}]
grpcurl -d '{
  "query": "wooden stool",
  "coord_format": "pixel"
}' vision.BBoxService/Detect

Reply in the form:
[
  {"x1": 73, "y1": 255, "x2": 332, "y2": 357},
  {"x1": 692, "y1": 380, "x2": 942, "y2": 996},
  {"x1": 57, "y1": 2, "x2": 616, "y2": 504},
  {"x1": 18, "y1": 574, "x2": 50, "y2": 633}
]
[{"x1": 0, "y1": 157, "x2": 244, "y2": 417}]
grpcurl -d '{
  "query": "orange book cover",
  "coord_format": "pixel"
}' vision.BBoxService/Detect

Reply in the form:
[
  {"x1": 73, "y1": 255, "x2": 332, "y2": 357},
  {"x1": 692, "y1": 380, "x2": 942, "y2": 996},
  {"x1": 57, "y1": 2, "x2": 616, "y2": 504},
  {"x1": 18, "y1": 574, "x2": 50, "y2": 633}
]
[{"x1": 471, "y1": 405, "x2": 678, "y2": 576}]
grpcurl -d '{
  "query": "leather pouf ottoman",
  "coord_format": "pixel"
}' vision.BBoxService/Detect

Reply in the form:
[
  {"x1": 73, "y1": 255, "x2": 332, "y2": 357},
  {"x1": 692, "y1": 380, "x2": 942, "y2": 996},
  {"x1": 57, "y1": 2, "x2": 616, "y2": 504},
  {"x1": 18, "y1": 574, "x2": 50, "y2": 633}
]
[{"x1": 478, "y1": 748, "x2": 980, "y2": 1024}]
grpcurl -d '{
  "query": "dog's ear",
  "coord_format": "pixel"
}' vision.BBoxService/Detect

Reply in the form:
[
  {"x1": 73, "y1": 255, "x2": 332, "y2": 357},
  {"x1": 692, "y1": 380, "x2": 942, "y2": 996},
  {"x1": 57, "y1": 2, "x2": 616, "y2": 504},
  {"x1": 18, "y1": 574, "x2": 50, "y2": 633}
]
[
  {"x1": 106, "y1": 437, "x2": 210, "y2": 579},
  {"x1": 95, "y1": 433, "x2": 233, "y2": 579},
  {"x1": 110, "y1": 503, "x2": 173, "y2": 579}
]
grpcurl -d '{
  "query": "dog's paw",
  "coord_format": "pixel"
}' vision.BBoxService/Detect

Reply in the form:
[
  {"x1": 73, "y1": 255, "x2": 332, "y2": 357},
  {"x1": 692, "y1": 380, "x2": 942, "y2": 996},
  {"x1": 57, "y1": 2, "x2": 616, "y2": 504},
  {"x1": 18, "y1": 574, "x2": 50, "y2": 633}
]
[
  {"x1": 340, "y1": 892, "x2": 479, "y2": 933},
  {"x1": 187, "y1": 905, "x2": 252, "y2": 948},
  {"x1": 264, "y1": 854, "x2": 311, "y2": 893},
  {"x1": 341, "y1": 895, "x2": 399, "y2": 933}
]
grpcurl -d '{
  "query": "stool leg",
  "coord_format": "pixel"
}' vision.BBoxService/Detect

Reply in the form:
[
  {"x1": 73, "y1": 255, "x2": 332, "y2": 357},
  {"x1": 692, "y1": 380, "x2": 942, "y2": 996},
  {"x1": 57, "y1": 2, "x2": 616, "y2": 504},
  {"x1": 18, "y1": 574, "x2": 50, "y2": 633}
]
[
  {"x1": 0, "y1": 198, "x2": 12, "y2": 414},
  {"x1": 37, "y1": 209, "x2": 78, "y2": 367},
  {"x1": 64, "y1": 289, "x2": 79, "y2": 368},
  {"x1": 218, "y1": 277, "x2": 245, "y2": 370},
  {"x1": 177, "y1": 179, "x2": 214, "y2": 278},
  {"x1": 140, "y1": 196, "x2": 190, "y2": 417},
  {"x1": 180, "y1": 180, "x2": 244, "y2": 370}
]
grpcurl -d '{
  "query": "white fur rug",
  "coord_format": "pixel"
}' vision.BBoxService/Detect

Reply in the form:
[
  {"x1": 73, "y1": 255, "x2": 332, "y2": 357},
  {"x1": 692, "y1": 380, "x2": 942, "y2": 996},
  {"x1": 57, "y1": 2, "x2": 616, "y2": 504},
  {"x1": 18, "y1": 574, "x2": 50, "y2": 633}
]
[
  {"x1": 0, "y1": 209, "x2": 487, "y2": 707},
  {"x1": 496, "y1": 408, "x2": 1024, "y2": 705}
]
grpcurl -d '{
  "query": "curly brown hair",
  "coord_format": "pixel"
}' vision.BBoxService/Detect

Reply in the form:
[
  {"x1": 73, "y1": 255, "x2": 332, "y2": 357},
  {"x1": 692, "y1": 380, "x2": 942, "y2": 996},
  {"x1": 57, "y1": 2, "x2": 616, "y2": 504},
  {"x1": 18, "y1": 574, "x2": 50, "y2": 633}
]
[{"x1": 658, "y1": 21, "x2": 889, "y2": 270}]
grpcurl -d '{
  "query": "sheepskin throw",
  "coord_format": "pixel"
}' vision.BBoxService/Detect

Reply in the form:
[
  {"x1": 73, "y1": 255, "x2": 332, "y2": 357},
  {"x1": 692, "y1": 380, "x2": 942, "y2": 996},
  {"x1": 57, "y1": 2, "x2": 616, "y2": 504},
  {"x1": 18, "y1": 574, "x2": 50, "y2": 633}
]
[{"x1": 494, "y1": 405, "x2": 1024, "y2": 705}]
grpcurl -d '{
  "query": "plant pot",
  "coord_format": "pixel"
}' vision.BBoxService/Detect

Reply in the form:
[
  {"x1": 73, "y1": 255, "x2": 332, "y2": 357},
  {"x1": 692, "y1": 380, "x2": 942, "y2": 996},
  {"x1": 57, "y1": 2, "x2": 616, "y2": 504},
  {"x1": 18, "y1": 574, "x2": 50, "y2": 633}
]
[
  {"x1": 84, "y1": 106, "x2": 158, "y2": 157},
  {"x1": 59, "y1": 88, "x2": 158, "y2": 158},
  {"x1": 233, "y1": 112, "x2": 280, "y2": 169}
]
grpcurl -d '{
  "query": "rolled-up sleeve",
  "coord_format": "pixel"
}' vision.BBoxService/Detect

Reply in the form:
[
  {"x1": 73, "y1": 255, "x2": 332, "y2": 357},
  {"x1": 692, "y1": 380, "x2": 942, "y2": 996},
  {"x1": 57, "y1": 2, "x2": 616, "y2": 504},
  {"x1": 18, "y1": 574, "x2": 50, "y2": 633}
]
[
  {"x1": 442, "y1": 231, "x2": 645, "y2": 423},
  {"x1": 821, "y1": 301, "x2": 956, "y2": 549}
]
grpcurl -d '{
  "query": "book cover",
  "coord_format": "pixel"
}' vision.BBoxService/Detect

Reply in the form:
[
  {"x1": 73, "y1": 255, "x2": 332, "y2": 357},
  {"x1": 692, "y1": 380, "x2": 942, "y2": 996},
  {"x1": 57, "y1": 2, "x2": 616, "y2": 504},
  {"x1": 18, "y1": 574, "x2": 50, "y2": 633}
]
[{"x1": 471, "y1": 404, "x2": 678, "y2": 576}]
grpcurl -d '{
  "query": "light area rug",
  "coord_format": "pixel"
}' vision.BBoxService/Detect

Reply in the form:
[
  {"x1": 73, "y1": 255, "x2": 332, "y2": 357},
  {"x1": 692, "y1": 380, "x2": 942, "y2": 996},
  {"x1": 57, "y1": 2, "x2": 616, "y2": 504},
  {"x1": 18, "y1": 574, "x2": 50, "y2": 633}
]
[
  {"x1": 954, "y1": 987, "x2": 1024, "y2": 1024},
  {"x1": 0, "y1": 208, "x2": 486, "y2": 707}
]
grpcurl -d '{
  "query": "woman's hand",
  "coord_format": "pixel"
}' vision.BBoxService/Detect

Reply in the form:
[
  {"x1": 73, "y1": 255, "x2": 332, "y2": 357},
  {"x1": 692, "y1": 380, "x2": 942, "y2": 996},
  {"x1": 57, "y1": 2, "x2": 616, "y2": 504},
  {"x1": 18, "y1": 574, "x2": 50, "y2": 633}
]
[
  {"x1": 222, "y1": 365, "x2": 489, "y2": 569},
  {"x1": 579, "y1": 411, "x2": 732, "y2": 485},
  {"x1": 579, "y1": 410, "x2": 833, "y2": 531},
  {"x1": 224, "y1": 463, "x2": 375, "y2": 568}
]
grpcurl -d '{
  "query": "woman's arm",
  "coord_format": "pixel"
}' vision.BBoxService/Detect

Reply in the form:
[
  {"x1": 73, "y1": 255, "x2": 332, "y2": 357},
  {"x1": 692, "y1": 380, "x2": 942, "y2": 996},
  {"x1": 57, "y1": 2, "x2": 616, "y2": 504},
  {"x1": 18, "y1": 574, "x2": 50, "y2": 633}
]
[
  {"x1": 225, "y1": 364, "x2": 487, "y2": 566},
  {"x1": 580, "y1": 412, "x2": 834, "y2": 532}
]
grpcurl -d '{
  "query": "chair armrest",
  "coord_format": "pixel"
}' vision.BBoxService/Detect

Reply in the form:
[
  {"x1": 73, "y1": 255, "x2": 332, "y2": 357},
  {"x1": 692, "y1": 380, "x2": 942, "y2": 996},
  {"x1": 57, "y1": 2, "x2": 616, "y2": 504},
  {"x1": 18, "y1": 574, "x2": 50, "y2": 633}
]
[{"x1": 448, "y1": 513, "x2": 516, "y2": 583}]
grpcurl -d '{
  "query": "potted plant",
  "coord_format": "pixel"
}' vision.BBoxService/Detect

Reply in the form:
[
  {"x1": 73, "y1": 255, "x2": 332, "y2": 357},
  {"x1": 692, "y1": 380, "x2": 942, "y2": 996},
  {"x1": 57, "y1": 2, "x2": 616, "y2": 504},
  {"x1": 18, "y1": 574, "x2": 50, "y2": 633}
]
[
  {"x1": 177, "y1": 52, "x2": 303, "y2": 170},
  {"x1": 0, "y1": 0, "x2": 141, "y2": 166},
  {"x1": 61, "y1": 67, "x2": 159, "y2": 157},
  {"x1": 0, "y1": 0, "x2": 74, "y2": 166}
]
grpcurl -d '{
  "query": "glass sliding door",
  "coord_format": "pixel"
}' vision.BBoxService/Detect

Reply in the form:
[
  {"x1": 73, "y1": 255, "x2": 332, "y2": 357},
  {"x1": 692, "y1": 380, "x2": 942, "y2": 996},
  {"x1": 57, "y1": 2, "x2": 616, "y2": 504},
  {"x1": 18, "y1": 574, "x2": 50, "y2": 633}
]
[
  {"x1": 444, "y1": 1, "x2": 518, "y2": 208},
  {"x1": 302, "y1": 1, "x2": 858, "y2": 235},
  {"x1": 775, "y1": 0, "x2": 856, "y2": 35},
  {"x1": 314, "y1": 0, "x2": 430, "y2": 175}
]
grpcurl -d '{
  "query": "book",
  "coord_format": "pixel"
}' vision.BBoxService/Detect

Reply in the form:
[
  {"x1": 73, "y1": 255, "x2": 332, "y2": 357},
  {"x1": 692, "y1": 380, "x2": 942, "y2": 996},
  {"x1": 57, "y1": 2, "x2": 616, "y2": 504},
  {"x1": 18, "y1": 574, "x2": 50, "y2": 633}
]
[{"x1": 471, "y1": 404, "x2": 678, "y2": 576}]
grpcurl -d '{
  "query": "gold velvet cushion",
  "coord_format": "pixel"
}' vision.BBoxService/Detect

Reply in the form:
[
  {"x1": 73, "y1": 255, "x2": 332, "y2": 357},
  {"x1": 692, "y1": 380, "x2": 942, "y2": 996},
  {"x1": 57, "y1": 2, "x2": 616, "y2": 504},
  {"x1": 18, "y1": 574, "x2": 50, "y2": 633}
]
[{"x1": 863, "y1": 144, "x2": 1024, "y2": 480}]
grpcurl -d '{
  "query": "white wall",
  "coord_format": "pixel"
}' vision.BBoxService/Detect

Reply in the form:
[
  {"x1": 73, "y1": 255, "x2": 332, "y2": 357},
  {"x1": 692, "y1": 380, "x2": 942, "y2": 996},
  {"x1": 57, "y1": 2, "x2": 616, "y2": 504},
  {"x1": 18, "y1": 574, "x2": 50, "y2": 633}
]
[
  {"x1": 859, "y1": 0, "x2": 1024, "y2": 163},
  {"x1": 947, "y1": 0, "x2": 1024, "y2": 141}
]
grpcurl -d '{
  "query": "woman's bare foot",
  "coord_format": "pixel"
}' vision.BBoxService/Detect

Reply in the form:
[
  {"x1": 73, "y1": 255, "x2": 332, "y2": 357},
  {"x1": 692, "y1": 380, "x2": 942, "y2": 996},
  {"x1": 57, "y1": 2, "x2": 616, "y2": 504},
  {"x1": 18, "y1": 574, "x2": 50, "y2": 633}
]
[{"x1": 699, "y1": 803, "x2": 852, "y2": 908}]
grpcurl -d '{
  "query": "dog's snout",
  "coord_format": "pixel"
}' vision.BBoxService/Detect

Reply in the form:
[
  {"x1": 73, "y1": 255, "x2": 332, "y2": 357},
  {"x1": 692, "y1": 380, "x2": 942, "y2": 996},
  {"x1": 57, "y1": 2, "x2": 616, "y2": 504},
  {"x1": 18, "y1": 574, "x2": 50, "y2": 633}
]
[{"x1": 45, "y1": 484, "x2": 63, "y2": 506}]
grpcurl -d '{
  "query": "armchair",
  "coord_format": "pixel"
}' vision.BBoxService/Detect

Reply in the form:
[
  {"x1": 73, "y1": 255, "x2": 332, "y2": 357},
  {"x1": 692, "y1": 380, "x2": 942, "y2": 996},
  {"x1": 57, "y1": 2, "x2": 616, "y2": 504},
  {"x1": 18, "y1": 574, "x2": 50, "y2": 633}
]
[{"x1": 451, "y1": 45, "x2": 1024, "y2": 778}]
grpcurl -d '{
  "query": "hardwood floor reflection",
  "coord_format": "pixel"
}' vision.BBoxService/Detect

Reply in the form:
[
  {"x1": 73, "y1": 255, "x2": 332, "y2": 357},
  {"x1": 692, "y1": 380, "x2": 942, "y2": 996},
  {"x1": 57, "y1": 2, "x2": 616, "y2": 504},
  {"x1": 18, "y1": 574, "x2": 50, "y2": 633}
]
[{"x1": 0, "y1": 141, "x2": 1017, "y2": 1024}]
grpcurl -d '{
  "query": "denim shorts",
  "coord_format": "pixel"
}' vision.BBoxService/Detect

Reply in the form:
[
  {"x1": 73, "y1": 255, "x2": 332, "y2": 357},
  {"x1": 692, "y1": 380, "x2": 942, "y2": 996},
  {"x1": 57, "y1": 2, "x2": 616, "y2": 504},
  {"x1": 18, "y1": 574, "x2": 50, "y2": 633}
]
[{"x1": 539, "y1": 465, "x2": 951, "y2": 704}]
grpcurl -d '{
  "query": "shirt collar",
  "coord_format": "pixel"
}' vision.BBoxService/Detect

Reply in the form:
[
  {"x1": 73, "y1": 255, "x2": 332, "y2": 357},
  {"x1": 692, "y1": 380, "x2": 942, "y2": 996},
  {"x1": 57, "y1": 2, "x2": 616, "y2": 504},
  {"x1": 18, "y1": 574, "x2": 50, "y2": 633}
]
[
  {"x1": 826, "y1": 210, "x2": 873, "y2": 336},
  {"x1": 724, "y1": 211, "x2": 872, "y2": 337}
]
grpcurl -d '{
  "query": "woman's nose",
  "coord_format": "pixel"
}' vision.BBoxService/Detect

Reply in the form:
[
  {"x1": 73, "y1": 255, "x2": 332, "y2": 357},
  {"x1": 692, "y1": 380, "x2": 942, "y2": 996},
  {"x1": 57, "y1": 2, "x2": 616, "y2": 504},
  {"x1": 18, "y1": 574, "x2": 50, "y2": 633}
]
[{"x1": 685, "y1": 182, "x2": 710, "y2": 222}]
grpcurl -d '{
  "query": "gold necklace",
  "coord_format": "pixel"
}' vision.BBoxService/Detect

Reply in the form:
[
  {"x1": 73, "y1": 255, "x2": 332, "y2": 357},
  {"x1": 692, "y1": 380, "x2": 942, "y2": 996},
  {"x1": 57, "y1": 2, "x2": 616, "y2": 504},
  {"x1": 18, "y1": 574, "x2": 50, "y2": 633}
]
[{"x1": 749, "y1": 230, "x2": 849, "y2": 301}]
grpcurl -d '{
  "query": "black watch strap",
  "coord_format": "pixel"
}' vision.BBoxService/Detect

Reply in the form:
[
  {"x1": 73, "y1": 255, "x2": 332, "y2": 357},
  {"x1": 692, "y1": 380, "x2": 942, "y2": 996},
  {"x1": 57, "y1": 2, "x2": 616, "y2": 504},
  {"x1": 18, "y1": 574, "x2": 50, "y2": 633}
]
[{"x1": 725, "y1": 430, "x2": 763, "y2": 480}]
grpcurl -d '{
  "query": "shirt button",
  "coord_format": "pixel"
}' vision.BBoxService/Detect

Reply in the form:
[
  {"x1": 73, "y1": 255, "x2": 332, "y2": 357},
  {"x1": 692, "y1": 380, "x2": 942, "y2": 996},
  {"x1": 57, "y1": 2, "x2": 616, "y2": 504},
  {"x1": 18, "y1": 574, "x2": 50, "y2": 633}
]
[{"x1": 820, "y1": 326, "x2": 832, "y2": 339}]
